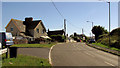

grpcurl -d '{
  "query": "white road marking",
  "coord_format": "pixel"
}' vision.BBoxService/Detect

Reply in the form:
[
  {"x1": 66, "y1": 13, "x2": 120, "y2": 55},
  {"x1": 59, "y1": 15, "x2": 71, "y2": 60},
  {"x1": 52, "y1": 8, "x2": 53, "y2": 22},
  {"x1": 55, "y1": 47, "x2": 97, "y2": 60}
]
[
  {"x1": 104, "y1": 61, "x2": 115, "y2": 66},
  {"x1": 85, "y1": 52, "x2": 95, "y2": 57},
  {"x1": 49, "y1": 45, "x2": 56, "y2": 65}
]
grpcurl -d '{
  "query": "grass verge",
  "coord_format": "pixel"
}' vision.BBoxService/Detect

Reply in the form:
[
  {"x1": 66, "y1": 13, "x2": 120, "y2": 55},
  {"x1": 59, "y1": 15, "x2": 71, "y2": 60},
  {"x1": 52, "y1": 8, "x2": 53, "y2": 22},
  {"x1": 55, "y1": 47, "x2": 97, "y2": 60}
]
[
  {"x1": 2, "y1": 54, "x2": 51, "y2": 66},
  {"x1": 10, "y1": 43, "x2": 56, "y2": 48},
  {"x1": 92, "y1": 43, "x2": 120, "y2": 51}
]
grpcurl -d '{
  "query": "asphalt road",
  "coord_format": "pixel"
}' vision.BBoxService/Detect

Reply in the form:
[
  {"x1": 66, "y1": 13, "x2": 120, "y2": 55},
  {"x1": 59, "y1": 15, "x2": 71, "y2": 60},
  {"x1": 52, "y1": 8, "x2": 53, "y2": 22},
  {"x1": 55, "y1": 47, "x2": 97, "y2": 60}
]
[
  {"x1": 17, "y1": 47, "x2": 50, "y2": 59},
  {"x1": 51, "y1": 42, "x2": 119, "y2": 68}
]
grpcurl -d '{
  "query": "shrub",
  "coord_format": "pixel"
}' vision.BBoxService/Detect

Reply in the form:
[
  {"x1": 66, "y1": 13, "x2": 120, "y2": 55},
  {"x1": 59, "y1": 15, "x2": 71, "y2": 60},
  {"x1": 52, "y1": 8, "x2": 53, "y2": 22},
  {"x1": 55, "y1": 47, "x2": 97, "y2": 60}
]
[
  {"x1": 13, "y1": 39, "x2": 28, "y2": 44},
  {"x1": 97, "y1": 29, "x2": 120, "y2": 49},
  {"x1": 50, "y1": 35, "x2": 65, "y2": 42}
]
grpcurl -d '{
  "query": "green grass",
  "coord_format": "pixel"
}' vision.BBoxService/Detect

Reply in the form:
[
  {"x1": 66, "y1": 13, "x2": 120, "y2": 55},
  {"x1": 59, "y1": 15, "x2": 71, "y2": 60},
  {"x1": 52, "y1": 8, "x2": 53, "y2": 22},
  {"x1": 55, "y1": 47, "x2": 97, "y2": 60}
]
[
  {"x1": 110, "y1": 47, "x2": 120, "y2": 51},
  {"x1": 10, "y1": 43, "x2": 56, "y2": 48},
  {"x1": 2, "y1": 54, "x2": 51, "y2": 66},
  {"x1": 92, "y1": 43, "x2": 120, "y2": 51},
  {"x1": 92, "y1": 43, "x2": 109, "y2": 48}
]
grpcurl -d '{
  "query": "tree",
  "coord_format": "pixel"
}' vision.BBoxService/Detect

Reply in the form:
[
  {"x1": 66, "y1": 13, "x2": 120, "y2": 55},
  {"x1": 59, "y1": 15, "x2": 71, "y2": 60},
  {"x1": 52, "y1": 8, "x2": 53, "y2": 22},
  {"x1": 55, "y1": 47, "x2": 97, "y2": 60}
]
[{"x1": 92, "y1": 25, "x2": 108, "y2": 41}]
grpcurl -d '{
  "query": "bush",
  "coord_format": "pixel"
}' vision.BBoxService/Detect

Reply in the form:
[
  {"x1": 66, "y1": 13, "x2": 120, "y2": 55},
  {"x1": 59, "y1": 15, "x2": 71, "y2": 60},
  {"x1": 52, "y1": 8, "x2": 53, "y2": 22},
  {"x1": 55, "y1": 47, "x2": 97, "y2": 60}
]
[
  {"x1": 110, "y1": 41, "x2": 120, "y2": 49},
  {"x1": 13, "y1": 39, "x2": 28, "y2": 44},
  {"x1": 50, "y1": 35, "x2": 65, "y2": 42},
  {"x1": 98, "y1": 34, "x2": 108, "y2": 39},
  {"x1": 110, "y1": 28, "x2": 120, "y2": 36},
  {"x1": 96, "y1": 27, "x2": 120, "y2": 49}
]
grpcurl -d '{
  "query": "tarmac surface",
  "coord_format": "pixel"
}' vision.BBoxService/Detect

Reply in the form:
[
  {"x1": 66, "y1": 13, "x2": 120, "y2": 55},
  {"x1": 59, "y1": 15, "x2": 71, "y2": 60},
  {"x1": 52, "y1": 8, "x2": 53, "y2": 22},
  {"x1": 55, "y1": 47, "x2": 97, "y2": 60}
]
[
  {"x1": 51, "y1": 42, "x2": 119, "y2": 68},
  {"x1": 17, "y1": 47, "x2": 50, "y2": 59}
]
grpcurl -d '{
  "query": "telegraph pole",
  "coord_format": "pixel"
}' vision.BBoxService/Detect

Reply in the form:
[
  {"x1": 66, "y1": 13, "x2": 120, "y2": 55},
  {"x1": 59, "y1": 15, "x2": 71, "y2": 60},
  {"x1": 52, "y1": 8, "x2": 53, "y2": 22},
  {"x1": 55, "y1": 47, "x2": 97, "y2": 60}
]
[
  {"x1": 86, "y1": 21, "x2": 94, "y2": 38},
  {"x1": 108, "y1": 2, "x2": 111, "y2": 47},
  {"x1": 64, "y1": 19, "x2": 66, "y2": 41},
  {"x1": 82, "y1": 28, "x2": 84, "y2": 34},
  {"x1": 92, "y1": 22, "x2": 93, "y2": 38}
]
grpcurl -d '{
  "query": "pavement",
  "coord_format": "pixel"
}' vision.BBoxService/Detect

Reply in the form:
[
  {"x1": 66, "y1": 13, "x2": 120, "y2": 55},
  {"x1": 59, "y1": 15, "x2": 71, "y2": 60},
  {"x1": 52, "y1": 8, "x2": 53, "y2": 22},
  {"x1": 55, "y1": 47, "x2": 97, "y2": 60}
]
[
  {"x1": 17, "y1": 47, "x2": 50, "y2": 59},
  {"x1": 51, "y1": 42, "x2": 119, "y2": 67}
]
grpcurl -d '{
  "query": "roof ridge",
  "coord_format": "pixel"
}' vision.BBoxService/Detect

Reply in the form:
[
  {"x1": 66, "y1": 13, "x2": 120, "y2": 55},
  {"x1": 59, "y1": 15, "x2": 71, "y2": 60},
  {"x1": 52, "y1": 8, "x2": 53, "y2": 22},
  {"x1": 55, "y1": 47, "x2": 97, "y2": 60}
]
[
  {"x1": 11, "y1": 19, "x2": 23, "y2": 22},
  {"x1": 32, "y1": 20, "x2": 41, "y2": 21}
]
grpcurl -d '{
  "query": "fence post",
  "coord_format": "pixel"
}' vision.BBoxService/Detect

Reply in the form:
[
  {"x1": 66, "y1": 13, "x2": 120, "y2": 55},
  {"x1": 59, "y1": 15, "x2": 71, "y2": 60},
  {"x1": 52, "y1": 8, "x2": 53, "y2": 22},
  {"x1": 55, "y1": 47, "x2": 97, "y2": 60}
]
[{"x1": 6, "y1": 46, "x2": 8, "y2": 58}]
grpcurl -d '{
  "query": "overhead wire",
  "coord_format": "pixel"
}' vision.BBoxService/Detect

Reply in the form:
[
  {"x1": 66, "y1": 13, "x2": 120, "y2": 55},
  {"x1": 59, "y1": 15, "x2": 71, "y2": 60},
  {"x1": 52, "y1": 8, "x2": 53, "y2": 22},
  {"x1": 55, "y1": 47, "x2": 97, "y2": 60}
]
[
  {"x1": 51, "y1": 0, "x2": 65, "y2": 19},
  {"x1": 50, "y1": 0, "x2": 82, "y2": 31}
]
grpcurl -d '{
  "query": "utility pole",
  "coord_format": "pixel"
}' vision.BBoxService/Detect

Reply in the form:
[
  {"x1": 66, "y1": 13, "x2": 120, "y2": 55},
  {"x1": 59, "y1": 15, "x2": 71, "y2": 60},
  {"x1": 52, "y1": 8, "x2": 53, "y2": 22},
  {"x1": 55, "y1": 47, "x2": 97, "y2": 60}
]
[
  {"x1": 86, "y1": 21, "x2": 94, "y2": 38},
  {"x1": 98, "y1": 1, "x2": 111, "y2": 47},
  {"x1": 82, "y1": 28, "x2": 84, "y2": 34},
  {"x1": 92, "y1": 22, "x2": 93, "y2": 38},
  {"x1": 64, "y1": 19, "x2": 66, "y2": 41},
  {"x1": 108, "y1": 2, "x2": 111, "y2": 47},
  {"x1": 90, "y1": 33, "x2": 91, "y2": 38}
]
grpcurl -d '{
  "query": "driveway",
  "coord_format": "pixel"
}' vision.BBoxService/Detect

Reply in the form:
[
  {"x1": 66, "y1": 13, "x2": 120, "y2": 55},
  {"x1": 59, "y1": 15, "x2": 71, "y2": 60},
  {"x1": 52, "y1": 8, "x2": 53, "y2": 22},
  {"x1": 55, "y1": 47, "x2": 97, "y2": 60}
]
[{"x1": 17, "y1": 47, "x2": 50, "y2": 59}]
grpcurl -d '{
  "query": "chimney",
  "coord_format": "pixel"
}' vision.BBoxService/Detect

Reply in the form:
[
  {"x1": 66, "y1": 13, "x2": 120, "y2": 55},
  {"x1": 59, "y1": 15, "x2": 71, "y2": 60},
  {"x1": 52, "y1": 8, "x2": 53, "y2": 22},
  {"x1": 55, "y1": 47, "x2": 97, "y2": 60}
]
[{"x1": 25, "y1": 17, "x2": 33, "y2": 22}]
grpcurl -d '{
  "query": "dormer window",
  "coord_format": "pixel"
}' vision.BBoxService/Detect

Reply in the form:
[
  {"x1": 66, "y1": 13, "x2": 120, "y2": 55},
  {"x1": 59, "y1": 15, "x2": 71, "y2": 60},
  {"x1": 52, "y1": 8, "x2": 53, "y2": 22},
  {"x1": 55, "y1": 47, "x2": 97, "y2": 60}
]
[{"x1": 36, "y1": 29, "x2": 39, "y2": 33}]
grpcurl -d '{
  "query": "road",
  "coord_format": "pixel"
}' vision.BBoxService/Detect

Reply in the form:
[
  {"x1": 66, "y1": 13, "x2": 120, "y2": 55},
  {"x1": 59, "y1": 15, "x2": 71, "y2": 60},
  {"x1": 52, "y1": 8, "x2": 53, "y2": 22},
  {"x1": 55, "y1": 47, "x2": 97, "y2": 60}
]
[{"x1": 51, "y1": 42, "x2": 119, "y2": 68}]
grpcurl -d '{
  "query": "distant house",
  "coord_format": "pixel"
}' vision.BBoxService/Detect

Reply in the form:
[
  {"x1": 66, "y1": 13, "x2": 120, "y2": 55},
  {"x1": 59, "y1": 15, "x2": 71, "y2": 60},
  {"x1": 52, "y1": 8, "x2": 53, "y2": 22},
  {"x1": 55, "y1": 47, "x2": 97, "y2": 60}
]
[
  {"x1": 5, "y1": 17, "x2": 47, "y2": 39},
  {"x1": 47, "y1": 29, "x2": 65, "y2": 36},
  {"x1": 47, "y1": 29, "x2": 65, "y2": 42}
]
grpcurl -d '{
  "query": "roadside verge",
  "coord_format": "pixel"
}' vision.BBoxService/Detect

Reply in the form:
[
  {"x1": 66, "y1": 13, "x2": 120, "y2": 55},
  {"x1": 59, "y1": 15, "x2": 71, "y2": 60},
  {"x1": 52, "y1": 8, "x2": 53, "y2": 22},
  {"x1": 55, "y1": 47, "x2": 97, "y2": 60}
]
[{"x1": 86, "y1": 43, "x2": 120, "y2": 56}]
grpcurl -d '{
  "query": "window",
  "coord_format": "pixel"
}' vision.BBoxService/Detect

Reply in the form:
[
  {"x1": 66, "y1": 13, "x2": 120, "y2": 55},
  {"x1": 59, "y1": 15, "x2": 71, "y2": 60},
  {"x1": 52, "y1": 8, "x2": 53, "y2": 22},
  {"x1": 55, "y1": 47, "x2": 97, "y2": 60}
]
[
  {"x1": 36, "y1": 29, "x2": 39, "y2": 33},
  {"x1": 42, "y1": 30, "x2": 44, "y2": 34},
  {"x1": 11, "y1": 28, "x2": 13, "y2": 31}
]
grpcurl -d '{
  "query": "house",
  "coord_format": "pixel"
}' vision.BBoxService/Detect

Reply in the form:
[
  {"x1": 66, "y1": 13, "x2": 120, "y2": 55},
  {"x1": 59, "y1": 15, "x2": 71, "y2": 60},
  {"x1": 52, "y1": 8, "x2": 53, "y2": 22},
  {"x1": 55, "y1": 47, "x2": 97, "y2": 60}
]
[
  {"x1": 47, "y1": 29, "x2": 65, "y2": 42},
  {"x1": 5, "y1": 17, "x2": 47, "y2": 39},
  {"x1": 47, "y1": 29, "x2": 65, "y2": 36}
]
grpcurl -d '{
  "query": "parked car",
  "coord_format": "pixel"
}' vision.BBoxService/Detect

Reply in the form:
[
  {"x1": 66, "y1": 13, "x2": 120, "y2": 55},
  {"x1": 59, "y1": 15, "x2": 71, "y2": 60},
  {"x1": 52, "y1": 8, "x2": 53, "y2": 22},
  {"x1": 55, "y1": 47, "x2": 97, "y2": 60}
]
[
  {"x1": 0, "y1": 32, "x2": 14, "y2": 48},
  {"x1": 89, "y1": 38, "x2": 95, "y2": 43}
]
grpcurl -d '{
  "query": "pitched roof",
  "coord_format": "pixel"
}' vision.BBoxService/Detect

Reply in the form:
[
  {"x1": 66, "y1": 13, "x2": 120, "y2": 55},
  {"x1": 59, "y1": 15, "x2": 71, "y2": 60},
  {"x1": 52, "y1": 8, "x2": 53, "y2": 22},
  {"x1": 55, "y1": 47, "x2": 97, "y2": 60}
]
[
  {"x1": 48, "y1": 30, "x2": 64, "y2": 36},
  {"x1": 6, "y1": 18, "x2": 46, "y2": 32},
  {"x1": 23, "y1": 20, "x2": 46, "y2": 31},
  {"x1": 13, "y1": 19, "x2": 25, "y2": 32},
  {"x1": 25, "y1": 20, "x2": 41, "y2": 29},
  {"x1": 5, "y1": 19, "x2": 25, "y2": 32}
]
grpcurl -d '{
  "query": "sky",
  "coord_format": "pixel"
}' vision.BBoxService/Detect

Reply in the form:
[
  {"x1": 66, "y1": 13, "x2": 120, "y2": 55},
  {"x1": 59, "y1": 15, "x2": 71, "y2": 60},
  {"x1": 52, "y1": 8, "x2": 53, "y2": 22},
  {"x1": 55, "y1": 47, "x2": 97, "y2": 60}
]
[{"x1": 1, "y1": 1, "x2": 118, "y2": 36}]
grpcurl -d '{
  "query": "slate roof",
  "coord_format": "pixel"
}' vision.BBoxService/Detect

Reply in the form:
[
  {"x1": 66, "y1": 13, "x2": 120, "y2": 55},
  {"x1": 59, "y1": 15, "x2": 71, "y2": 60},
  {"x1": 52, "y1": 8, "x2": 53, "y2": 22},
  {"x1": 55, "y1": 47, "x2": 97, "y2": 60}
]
[
  {"x1": 24, "y1": 20, "x2": 41, "y2": 29},
  {"x1": 48, "y1": 30, "x2": 65, "y2": 36},
  {"x1": 6, "y1": 18, "x2": 46, "y2": 32},
  {"x1": 23, "y1": 20, "x2": 46, "y2": 31},
  {"x1": 11, "y1": 19, "x2": 25, "y2": 32}
]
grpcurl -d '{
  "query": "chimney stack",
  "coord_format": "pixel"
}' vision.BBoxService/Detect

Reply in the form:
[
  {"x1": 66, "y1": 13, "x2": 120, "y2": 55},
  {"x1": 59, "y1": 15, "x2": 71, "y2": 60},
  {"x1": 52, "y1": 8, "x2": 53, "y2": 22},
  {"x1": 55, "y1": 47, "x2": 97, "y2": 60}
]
[{"x1": 25, "y1": 17, "x2": 33, "y2": 22}]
